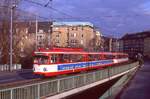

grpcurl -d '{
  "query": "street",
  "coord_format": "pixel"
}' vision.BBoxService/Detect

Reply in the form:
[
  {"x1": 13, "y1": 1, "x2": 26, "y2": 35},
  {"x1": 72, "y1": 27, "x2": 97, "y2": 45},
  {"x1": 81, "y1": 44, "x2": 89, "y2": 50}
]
[{"x1": 0, "y1": 70, "x2": 40, "y2": 84}]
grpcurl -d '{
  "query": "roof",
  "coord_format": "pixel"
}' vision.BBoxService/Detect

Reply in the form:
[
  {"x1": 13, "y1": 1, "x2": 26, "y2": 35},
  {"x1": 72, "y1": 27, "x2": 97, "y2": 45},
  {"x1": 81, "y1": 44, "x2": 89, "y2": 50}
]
[
  {"x1": 34, "y1": 47, "x2": 127, "y2": 55},
  {"x1": 53, "y1": 22, "x2": 93, "y2": 27},
  {"x1": 121, "y1": 31, "x2": 150, "y2": 40}
]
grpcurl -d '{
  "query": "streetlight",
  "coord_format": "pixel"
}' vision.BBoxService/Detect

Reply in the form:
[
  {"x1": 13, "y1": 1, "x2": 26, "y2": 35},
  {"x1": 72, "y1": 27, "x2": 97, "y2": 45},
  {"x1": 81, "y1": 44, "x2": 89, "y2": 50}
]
[
  {"x1": 35, "y1": 16, "x2": 38, "y2": 50},
  {"x1": 9, "y1": 4, "x2": 17, "y2": 71}
]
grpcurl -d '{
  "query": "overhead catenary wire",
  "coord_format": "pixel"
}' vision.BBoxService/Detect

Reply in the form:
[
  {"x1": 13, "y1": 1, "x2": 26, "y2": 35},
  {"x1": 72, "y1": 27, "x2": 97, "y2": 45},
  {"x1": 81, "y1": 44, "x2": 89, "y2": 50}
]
[
  {"x1": 0, "y1": 5, "x2": 52, "y2": 21},
  {"x1": 23, "y1": 0, "x2": 81, "y2": 20},
  {"x1": 1, "y1": 2, "x2": 148, "y2": 37}
]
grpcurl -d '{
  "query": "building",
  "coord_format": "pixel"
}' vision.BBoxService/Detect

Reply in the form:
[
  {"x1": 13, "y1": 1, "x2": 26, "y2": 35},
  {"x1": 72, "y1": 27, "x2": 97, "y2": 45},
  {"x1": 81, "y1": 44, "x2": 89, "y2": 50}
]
[
  {"x1": 13, "y1": 21, "x2": 52, "y2": 68},
  {"x1": 94, "y1": 30, "x2": 104, "y2": 51},
  {"x1": 118, "y1": 39, "x2": 124, "y2": 52},
  {"x1": 112, "y1": 38, "x2": 118, "y2": 52},
  {"x1": 111, "y1": 38, "x2": 123, "y2": 52},
  {"x1": 14, "y1": 21, "x2": 103, "y2": 52},
  {"x1": 102, "y1": 36, "x2": 112, "y2": 52},
  {"x1": 35, "y1": 22, "x2": 52, "y2": 48},
  {"x1": 51, "y1": 22, "x2": 100, "y2": 50},
  {"x1": 14, "y1": 21, "x2": 52, "y2": 48},
  {"x1": 102, "y1": 36, "x2": 124, "y2": 52},
  {"x1": 121, "y1": 31, "x2": 150, "y2": 58},
  {"x1": 144, "y1": 37, "x2": 150, "y2": 58}
]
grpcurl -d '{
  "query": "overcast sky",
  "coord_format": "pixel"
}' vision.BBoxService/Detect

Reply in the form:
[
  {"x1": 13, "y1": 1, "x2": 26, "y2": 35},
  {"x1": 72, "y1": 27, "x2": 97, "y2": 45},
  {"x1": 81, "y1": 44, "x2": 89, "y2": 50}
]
[{"x1": 19, "y1": 0, "x2": 150, "y2": 37}]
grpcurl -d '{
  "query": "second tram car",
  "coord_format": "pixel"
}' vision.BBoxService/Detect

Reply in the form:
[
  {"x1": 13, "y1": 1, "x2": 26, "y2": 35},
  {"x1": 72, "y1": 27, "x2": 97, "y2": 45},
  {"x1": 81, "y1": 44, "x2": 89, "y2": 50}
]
[{"x1": 33, "y1": 48, "x2": 128, "y2": 76}]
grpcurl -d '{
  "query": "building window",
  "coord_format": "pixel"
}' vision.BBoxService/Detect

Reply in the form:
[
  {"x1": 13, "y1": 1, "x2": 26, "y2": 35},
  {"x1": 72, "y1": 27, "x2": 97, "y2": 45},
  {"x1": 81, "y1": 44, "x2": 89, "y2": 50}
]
[
  {"x1": 81, "y1": 34, "x2": 83, "y2": 38},
  {"x1": 81, "y1": 40, "x2": 83, "y2": 44},
  {"x1": 25, "y1": 28, "x2": 28, "y2": 34},
  {"x1": 71, "y1": 34, "x2": 74, "y2": 37},
  {"x1": 39, "y1": 29, "x2": 43, "y2": 33},
  {"x1": 71, "y1": 40, "x2": 77, "y2": 43},
  {"x1": 72, "y1": 27, "x2": 74, "y2": 30},
  {"x1": 55, "y1": 40, "x2": 59, "y2": 43},
  {"x1": 56, "y1": 34, "x2": 59, "y2": 37},
  {"x1": 40, "y1": 36, "x2": 42, "y2": 39},
  {"x1": 39, "y1": 42, "x2": 42, "y2": 45},
  {"x1": 56, "y1": 32, "x2": 60, "y2": 37},
  {"x1": 71, "y1": 33, "x2": 76, "y2": 37},
  {"x1": 54, "y1": 27, "x2": 59, "y2": 30}
]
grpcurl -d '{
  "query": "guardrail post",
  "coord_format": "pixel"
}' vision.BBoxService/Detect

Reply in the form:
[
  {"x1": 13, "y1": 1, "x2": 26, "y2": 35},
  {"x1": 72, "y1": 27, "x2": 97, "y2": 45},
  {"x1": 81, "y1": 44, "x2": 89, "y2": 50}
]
[
  {"x1": 37, "y1": 84, "x2": 40, "y2": 99},
  {"x1": 83, "y1": 73, "x2": 86, "y2": 85},
  {"x1": 57, "y1": 79, "x2": 60, "y2": 93},
  {"x1": 93, "y1": 72, "x2": 96, "y2": 82},
  {"x1": 10, "y1": 89, "x2": 13, "y2": 99},
  {"x1": 73, "y1": 76, "x2": 75, "y2": 89}
]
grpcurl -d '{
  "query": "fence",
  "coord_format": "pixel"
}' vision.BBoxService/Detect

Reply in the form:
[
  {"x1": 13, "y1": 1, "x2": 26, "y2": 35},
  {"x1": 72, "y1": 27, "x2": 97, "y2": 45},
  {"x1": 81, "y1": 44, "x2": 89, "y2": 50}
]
[
  {"x1": 0, "y1": 64, "x2": 22, "y2": 71},
  {"x1": 0, "y1": 62, "x2": 139, "y2": 99}
]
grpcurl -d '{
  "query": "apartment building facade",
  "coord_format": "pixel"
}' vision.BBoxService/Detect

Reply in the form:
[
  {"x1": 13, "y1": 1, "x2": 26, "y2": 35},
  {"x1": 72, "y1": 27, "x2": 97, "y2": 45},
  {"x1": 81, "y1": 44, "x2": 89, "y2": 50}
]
[
  {"x1": 121, "y1": 31, "x2": 150, "y2": 58},
  {"x1": 51, "y1": 22, "x2": 100, "y2": 50}
]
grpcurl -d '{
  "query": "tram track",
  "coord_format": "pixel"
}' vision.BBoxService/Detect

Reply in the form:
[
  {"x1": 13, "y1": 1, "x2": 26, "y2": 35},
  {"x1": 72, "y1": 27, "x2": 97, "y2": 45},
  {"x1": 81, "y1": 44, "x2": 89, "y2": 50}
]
[
  {"x1": 0, "y1": 73, "x2": 69, "y2": 90},
  {"x1": 0, "y1": 78, "x2": 41, "y2": 89}
]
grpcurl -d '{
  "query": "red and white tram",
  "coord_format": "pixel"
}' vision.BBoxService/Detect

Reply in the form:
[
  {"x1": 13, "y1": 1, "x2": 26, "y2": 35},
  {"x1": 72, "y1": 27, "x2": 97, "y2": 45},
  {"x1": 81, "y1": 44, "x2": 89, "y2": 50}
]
[{"x1": 33, "y1": 48, "x2": 128, "y2": 77}]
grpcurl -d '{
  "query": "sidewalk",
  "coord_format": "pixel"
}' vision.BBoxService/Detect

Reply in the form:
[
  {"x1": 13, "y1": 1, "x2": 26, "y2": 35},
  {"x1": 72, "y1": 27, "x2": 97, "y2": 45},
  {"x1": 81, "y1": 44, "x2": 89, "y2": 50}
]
[{"x1": 119, "y1": 60, "x2": 150, "y2": 99}]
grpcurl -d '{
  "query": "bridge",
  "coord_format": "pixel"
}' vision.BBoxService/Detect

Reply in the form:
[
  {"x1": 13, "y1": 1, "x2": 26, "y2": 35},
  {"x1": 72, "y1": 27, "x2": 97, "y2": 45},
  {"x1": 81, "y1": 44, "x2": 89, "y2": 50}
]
[{"x1": 0, "y1": 62, "x2": 139, "y2": 99}]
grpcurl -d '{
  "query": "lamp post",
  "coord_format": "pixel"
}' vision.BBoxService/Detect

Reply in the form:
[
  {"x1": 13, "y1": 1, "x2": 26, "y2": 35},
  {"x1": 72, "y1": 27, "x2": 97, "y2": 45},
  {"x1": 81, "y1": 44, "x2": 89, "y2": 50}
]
[
  {"x1": 35, "y1": 16, "x2": 38, "y2": 50},
  {"x1": 9, "y1": 4, "x2": 16, "y2": 71}
]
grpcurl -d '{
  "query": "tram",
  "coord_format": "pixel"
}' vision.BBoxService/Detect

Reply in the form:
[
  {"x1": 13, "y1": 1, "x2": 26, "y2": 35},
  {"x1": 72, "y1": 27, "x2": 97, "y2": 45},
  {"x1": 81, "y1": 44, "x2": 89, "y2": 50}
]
[{"x1": 33, "y1": 48, "x2": 128, "y2": 76}]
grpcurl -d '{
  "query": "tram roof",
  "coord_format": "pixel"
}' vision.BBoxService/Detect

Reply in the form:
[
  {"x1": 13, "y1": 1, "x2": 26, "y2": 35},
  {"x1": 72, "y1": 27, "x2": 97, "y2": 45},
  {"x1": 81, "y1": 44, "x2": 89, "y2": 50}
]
[
  {"x1": 34, "y1": 48, "x2": 128, "y2": 56},
  {"x1": 34, "y1": 51, "x2": 127, "y2": 56}
]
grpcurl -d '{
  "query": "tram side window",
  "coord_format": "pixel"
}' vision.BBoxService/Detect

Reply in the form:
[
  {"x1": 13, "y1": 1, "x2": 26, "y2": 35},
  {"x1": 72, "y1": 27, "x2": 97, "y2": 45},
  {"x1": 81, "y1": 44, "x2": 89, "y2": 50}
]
[
  {"x1": 63, "y1": 54, "x2": 70, "y2": 62},
  {"x1": 113, "y1": 55, "x2": 116, "y2": 59},
  {"x1": 94, "y1": 54, "x2": 99, "y2": 61},
  {"x1": 58, "y1": 54, "x2": 83, "y2": 63},
  {"x1": 105, "y1": 55, "x2": 113, "y2": 59},
  {"x1": 118, "y1": 55, "x2": 123, "y2": 58},
  {"x1": 70, "y1": 54, "x2": 83, "y2": 62},
  {"x1": 58, "y1": 54, "x2": 70, "y2": 63},
  {"x1": 34, "y1": 55, "x2": 49, "y2": 64},
  {"x1": 99, "y1": 54, "x2": 105, "y2": 60},
  {"x1": 88, "y1": 54, "x2": 99, "y2": 61},
  {"x1": 50, "y1": 54, "x2": 58, "y2": 63}
]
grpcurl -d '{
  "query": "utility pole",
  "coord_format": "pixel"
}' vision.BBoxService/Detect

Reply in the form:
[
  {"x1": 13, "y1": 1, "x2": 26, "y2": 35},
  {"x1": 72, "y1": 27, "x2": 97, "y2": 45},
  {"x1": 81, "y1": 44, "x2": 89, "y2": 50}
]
[
  {"x1": 48, "y1": 0, "x2": 53, "y2": 48},
  {"x1": 49, "y1": 22, "x2": 53, "y2": 47},
  {"x1": 67, "y1": 26, "x2": 70, "y2": 47},
  {"x1": 9, "y1": 2, "x2": 16, "y2": 71},
  {"x1": 35, "y1": 16, "x2": 38, "y2": 50}
]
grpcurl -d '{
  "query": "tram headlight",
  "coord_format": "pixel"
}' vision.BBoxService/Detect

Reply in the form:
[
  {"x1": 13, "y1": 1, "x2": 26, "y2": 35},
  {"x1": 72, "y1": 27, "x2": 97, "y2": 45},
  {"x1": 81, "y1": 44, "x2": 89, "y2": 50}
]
[{"x1": 43, "y1": 67, "x2": 47, "y2": 71}]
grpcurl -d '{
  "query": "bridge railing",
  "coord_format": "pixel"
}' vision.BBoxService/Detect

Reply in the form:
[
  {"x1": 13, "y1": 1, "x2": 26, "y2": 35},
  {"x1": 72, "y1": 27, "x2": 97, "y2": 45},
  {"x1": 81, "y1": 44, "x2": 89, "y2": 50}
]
[{"x1": 0, "y1": 62, "x2": 139, "y2": 99}]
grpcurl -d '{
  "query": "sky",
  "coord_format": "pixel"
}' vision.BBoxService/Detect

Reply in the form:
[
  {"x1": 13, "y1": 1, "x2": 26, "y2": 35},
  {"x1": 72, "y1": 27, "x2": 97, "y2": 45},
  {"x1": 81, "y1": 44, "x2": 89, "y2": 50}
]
[{"x1": 19, "y1": 0, "x2": 150, "y2": 37}]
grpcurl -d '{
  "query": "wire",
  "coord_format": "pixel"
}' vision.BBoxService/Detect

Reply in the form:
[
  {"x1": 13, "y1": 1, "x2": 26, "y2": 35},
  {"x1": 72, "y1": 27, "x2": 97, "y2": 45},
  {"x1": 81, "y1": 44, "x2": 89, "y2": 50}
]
[
  {"x1": 17, "y1": 8, "x2": 50, "y2": 20},
  {"x1": 23, "y1": 0, "x2": 80, "y2": 20},
  {"x1": 44, "y1": 0, "x2": 52, "y2": 7},
  {"x1": 0, "y1": 5, "x2": 51, "y2": 21}
]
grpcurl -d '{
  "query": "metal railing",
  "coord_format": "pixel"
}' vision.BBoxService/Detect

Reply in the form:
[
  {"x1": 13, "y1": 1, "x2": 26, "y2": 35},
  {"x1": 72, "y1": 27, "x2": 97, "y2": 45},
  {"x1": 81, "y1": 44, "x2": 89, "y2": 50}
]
[
  {"x1": 0, "y1": 62, "x2": 139, "y2": 99},
  {"x1": 100, "y1": 67, "x2": 137, "y2": 99},
  {"x1": 0, "y1": 64, "x2": 22, "y2": 71}
]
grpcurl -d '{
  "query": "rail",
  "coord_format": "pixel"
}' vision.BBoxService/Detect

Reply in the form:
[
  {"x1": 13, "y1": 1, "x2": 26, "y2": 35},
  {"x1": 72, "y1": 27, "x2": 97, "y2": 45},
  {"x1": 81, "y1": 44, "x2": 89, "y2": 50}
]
[
  {"x1": 0, "y1": 64, "x2": 21, "y2": 71},
  {"x1": 0, "y1": 62, "x2": 139, "y2": 99}
]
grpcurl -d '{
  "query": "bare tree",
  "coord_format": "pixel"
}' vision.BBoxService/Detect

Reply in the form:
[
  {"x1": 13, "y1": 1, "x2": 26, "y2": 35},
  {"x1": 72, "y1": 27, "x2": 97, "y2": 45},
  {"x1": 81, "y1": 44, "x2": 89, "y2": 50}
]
[{"x1": 0, "y1": 0, "x2": 20, "y2": 64}]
